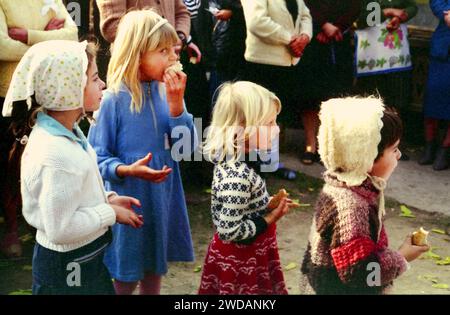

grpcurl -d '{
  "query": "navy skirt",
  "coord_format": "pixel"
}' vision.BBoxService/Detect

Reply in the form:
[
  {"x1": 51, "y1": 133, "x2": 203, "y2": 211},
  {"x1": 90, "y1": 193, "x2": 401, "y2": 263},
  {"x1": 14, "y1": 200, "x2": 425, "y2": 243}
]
[
  {"x1": 32, "y1": 229, "x2": 115, "y2": 295},
  {"x1": 424, "y1": 58, "x2": 450, "y2": 121}
]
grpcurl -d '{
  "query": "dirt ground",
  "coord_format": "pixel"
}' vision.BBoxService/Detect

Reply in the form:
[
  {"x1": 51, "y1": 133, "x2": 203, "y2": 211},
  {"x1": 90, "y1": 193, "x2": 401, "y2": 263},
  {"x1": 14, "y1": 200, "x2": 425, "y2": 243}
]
[{"x1": 1, "y1": 172, "x2": 449, "y2": 295}]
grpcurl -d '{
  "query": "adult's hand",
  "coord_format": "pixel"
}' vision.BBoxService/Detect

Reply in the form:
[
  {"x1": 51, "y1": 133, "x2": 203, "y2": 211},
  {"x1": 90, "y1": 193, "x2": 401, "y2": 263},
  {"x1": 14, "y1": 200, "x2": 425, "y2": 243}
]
[
  {"x1": 8, "y1": 27, "x2": 28, "y2": 44},
  {"x1": 322, "y1": 22, "x2": 340, "y2": 40},
  {"x1": 45, "y1": 18, "x2": 65, "y2": 31},
  {"x1": 289, "y1": 34, "x2": 310, "y2": 57},
  {"x1": 383, "y1": 8, "x2": 408, "y2": 21},
  {"x1": 316, "y1": 31, "x2": 330, "y2": 44},
  {"x1": 215, "y1": 9, "x2": 233, "y2": 21},
  {"x1": 187, "y1": 42, "x2": 202, "y2": 64},
  {"x1": 386, "y1": 16, "x2": 401, "y2": 32},
  {"x1": 444, "y1": 11, "x2": 450, "y2": 28}
]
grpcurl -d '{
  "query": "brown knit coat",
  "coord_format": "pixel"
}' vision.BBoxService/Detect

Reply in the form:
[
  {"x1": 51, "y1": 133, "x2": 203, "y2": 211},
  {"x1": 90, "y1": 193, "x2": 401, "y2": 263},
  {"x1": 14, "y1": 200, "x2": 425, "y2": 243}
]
[{"x1": 300, "y1": 174, "x2": 408, "y2": 294}]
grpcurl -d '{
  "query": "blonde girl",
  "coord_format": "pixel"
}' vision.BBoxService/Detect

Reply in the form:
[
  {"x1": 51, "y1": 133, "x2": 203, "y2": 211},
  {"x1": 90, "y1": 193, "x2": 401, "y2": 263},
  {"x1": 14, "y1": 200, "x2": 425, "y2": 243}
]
[
  {"x1": 199, "y1": 81, "x2": 294, "y2": 295},
  {"x1": 88, "y1": 9, "x2": 197, "y2": 295},
  {"x1": 2, "y1": 40, "x2": 143, "y2": 294}
]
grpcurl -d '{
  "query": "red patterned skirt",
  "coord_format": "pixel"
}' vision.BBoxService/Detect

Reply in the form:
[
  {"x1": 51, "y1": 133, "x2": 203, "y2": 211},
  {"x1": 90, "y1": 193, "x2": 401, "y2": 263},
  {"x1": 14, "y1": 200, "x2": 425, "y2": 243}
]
[{"x1": 198, "y1": 223, "x2": 288, "y2": 295}]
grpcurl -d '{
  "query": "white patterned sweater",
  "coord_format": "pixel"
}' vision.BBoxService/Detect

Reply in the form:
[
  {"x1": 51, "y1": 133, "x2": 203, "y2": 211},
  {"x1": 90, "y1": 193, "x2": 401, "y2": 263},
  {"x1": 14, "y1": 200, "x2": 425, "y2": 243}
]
[{"x1": 211, "y1": 161, "x2": 270, "y2": 242}]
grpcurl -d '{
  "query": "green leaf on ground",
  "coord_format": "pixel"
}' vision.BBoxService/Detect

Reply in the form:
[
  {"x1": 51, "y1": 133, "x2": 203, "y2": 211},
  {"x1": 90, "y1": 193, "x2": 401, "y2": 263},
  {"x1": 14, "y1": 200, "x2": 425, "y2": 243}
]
[
  {"x1": 22, "y1": 265, "x2": 33, "y2": 271},
  {"x1": 285, "y1": 262, "x2": 297, "y2": 271},
  {"x1": 19, "y1": 233, "x2": 33, "y2": 242},
  {"x1": 422, "y1": 249, "x2": 442, "y2": 260},
  {"x1": 436, "y1": 257, "x2": 450, "y2": 266},
  {"x1": 432, "y1": 283, "x2": 449, "y2": 290},
  {"x1": 8, "y1": 289, "x2": 32, "y2": 295},
  {"x1": 203, "y1": 188, "x2": 212, "y2": 194},
  {"x1": 193, "y1": 266, "x2": 202, "y2": 273},
  {"x1": 399, "y1": 205, "x2": 415, "y2": 218},
  {"x1": 419, "y1": 275, "x2": 439, "y2": 284},
  {"x1": 307, "y1": 188, "x2": 315, "y2": 192},
  {"x1": 431, "y1": 228, "x2": 446, "y2": 235}
]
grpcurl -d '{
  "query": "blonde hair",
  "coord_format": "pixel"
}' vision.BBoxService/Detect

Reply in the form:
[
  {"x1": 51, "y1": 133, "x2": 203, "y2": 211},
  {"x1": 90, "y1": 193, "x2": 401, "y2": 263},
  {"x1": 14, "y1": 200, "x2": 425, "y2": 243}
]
[
  {"x1": 203, "y1": 81, "x2": 281, "y2": 163},
  {"x1": 107, "y1": 9, "x2": 178, "y2": 113}
]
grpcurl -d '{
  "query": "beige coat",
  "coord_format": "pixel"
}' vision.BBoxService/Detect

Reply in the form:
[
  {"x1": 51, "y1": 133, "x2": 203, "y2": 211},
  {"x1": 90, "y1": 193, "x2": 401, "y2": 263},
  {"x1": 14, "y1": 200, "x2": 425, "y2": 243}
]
[
  {"x1": 0, "y1": 0, "x2": 78, "y2": 97},
  {"x1": 96, "y1": 0, "x2": 191, "y2": 43},
  {"x1": 241, "y1": 0, "x2": 313, "y2": 67}
]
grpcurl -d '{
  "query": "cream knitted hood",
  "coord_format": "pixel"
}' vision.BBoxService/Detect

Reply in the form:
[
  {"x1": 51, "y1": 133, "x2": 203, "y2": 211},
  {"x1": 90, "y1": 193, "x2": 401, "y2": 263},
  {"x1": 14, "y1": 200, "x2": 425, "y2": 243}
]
[{"x1": 318, "y1": 97, "x2": 385, "y2": 187}]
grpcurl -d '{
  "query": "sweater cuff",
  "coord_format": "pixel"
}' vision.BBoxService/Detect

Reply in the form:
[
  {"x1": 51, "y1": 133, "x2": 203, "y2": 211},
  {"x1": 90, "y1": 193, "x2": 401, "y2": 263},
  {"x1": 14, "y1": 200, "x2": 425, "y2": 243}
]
[
  {"x1": 107, "y1": 160, "x2": 126, "y2": 183},
  {"x1": 92, "y1": 203, "x2": 116, "y2": 228},
  {"x1": 106, "y1": 191, "x2": 118, "y2": 201},
  {"x1": 169, "y1": 108, "x2": 193, "y2": 127},
  {"x1": 234, "y1": 217, "x2": 268, "y2": 245}
]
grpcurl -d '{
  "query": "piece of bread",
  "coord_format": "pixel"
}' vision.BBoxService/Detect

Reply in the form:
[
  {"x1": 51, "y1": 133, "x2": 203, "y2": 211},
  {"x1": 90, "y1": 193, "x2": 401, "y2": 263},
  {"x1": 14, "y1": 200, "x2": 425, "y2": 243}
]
[
  {"x1": 268, "y1": 189, "x2": 289, "y2": 209},
  {"x1": 412, "y1": 227, "x2": 429, "y2": 246},
  {"x1": 166, "y1": 61, "x2": 183, "y2": 73}
]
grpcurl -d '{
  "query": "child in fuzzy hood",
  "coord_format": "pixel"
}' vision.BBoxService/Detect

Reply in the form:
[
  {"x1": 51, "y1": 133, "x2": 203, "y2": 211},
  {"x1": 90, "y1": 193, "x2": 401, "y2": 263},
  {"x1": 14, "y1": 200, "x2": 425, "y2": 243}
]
[{"x1": 300, "y1": 96, "x2": 429, "y2": 295}]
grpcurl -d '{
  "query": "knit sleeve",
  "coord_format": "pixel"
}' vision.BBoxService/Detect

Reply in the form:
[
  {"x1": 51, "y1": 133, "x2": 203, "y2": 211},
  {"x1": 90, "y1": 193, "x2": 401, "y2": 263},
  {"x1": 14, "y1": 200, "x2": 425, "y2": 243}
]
[
  {"x1": 96, "y1": 0, "x2": 127, "y2": 43},
  {"x1": 241, "y1": 0, "x2": 292, "y2": 46},
  {"x1": 34, "y1": 165, "x2": 116, "y2": 245},
  {"x1": 27, "y1": 0, "x2": 78, "y2": 46},
  {"x1": 329, "y1": 194, "x2": 408, "y2": 287},
  {"x1": 87, "y1": 94, "x2": 126, "y2": 184},
  {"x1": 0, "y1": 5, "x2": 29, "y2": 61},
  {"x1": 215, "y1": 172, "x2": 265, "y2": 242}
]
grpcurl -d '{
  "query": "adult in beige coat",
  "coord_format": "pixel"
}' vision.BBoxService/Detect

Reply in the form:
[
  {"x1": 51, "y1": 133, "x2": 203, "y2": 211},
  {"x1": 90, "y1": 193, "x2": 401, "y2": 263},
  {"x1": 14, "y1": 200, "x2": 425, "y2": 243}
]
[{"x1": 240, "y1": 0, "x2": 312, "y2": 180}]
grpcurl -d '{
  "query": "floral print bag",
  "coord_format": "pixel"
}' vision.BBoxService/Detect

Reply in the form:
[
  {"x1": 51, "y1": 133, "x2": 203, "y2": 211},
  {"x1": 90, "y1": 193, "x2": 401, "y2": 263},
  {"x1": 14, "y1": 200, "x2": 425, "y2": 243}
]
[{"x1": 355, "y1": 20, "x2": 412, "y2": 77}]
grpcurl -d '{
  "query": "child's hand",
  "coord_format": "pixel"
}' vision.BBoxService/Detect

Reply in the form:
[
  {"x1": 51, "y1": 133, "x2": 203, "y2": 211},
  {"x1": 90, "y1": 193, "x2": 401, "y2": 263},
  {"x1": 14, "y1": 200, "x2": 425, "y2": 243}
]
[
  {"x1": 164, "y1": 68, "x2": 187, "y2": 117},
  {"x1": 117, "y1": 153, "x2": 172, "y2": 182},
  {"x1": 398, "y1": 234, "x2": 430, "y2": 262},
  {"x1": 111, "y1": 204, "x2": 144, "y2": 228},
  {"x1": 109, "y1": 195, "x2": 141, "y2": 210},
  {"x1": 264, "y1": 197, "x2": 289, "y2": 225}
]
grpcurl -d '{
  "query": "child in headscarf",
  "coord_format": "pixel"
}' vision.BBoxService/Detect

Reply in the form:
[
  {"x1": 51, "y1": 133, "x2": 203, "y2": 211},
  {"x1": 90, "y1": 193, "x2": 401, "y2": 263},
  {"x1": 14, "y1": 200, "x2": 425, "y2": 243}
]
[{"x1": 2, "y1": 40, "x2": 143, "y2": 294}]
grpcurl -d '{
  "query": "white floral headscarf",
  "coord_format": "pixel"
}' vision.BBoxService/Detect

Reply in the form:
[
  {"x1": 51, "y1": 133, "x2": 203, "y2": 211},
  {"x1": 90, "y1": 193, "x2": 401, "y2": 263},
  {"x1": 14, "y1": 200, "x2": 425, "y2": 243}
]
[{"x1": 2, "y1": 40, "x2": 89, "y2": 117}]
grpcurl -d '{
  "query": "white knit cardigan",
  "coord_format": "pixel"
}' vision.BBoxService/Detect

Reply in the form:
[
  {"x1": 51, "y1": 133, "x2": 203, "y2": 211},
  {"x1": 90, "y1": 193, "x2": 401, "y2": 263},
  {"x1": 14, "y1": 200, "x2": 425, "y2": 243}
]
[{"x1": 20, "y1": 125, "x2": 117, "y2": 252}]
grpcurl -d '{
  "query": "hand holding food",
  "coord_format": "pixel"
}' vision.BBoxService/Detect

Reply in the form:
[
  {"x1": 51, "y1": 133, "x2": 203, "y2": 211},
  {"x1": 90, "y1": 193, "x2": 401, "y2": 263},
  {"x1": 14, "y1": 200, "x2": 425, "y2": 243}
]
[{"x1": 412, "y1": 227, "x2": 429, "y2": 246}]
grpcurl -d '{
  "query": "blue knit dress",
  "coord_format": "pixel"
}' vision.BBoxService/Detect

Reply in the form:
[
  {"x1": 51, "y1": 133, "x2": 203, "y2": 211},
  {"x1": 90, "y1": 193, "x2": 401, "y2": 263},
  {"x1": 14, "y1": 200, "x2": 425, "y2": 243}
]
[{"x1": 88, "y1": 81, "x2": 196, "y2": 281}]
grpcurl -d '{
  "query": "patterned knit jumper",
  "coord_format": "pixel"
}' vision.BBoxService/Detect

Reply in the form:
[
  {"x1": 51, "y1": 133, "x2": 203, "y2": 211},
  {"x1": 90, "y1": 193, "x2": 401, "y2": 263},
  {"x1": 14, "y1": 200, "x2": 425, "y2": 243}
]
[{"x1": 300, "y1": 174, "x2": 408, "y2": 294}]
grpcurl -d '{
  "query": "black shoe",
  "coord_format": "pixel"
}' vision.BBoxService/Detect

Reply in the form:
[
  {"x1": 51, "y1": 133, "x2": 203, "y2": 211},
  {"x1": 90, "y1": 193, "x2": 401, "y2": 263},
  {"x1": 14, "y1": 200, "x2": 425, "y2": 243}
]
[
  {"x1": 433, "y1": 147, "x2": 449, "y2": 171},
  {"x1": 418, "y1": 142, "x2": 435, "y2": 165},
  {"x1": 300, "y1": 151, "x2": 316, "y2": 165}
]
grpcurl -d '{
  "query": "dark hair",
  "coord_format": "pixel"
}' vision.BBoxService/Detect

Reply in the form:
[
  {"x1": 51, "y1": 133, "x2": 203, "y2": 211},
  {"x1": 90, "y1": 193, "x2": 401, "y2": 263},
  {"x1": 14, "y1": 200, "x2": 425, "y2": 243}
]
[
  {"x1": 7, "y1": 41, "x2": 99, "y2": 166},
  {"x1": 375, "y1": 107, "x2": 403, "y2": 160}
]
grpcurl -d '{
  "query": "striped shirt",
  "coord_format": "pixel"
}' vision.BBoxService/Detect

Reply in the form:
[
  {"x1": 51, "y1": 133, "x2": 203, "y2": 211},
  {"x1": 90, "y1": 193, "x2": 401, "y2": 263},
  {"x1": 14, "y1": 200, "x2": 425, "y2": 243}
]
[
  {"x1": 211, "y1": 161, "x2": 270, "y2": 242},
  {"x1": 183, "y1": 0, "x2": 201, "y2": 19}
]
